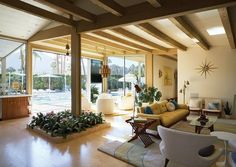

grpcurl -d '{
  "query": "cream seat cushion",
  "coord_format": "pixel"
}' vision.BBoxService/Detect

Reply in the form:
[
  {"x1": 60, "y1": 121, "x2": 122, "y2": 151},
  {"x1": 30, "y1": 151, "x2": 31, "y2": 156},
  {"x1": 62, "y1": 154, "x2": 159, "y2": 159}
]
[{"x1": 160, "y1": 109, "x2": 189, "y2": 127}]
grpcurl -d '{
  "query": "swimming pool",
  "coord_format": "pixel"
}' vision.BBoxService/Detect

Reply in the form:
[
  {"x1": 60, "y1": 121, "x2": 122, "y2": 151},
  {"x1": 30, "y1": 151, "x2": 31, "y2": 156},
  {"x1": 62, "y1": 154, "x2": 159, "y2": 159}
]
[{"x1": 32, "y1": 91, "x2": 71, "y2": 113}]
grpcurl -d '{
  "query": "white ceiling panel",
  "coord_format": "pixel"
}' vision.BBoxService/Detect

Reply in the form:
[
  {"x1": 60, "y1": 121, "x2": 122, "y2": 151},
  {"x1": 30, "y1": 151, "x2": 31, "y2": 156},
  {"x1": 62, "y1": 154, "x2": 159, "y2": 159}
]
[
  {"x1": 185, "y1": 9, "x2": 228, "y2": 46},
  {"x1": 123, "y1": 25, "x2": 173, "y2": 48},
  {"x1": 20, "y1": 0, "x2": 59, "y2": 13},
  {"x1": 150, "y1": 19, "x2": 196, "y2": 47},
  {"x1": 103, "y1": 29, "x2": 154, "y2": 49},
  {"x1": 87, "y1": 32, "x2": 139, "y2": 50},
  {"x1": 0, "y1": 4, "x2": 50, "y2": 40}
]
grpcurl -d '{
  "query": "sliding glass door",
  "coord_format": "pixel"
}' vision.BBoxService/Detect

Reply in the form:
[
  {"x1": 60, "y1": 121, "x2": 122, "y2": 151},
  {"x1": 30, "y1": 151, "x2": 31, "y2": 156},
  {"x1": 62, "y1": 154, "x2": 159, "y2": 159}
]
[{"x1": 108, "y1": 55, "x2": 145, "y2": 101}]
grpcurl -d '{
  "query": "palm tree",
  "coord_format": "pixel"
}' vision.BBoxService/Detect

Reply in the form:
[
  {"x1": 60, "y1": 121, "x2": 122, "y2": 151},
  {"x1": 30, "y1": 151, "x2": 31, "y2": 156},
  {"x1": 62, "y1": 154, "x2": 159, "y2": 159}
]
[
  {"x1": 20, "y1": 46, "x2": 25, "y2": 73},
  {"x1": 33, "y1": 51, "x2": 42, "y2": 73}
]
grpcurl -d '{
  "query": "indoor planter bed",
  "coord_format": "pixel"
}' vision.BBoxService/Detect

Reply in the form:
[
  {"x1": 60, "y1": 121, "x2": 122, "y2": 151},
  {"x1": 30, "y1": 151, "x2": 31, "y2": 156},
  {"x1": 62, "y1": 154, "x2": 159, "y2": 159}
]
[{"x1": 27, "y1": 111, "x2": 111, "y2": 143}]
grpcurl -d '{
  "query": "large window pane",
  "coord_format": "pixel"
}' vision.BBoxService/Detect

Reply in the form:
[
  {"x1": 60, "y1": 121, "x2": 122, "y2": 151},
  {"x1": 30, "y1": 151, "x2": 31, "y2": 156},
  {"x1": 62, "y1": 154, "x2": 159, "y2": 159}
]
[
  {"x1": 108, "y1": 57, "x2": 124, "y2": 97},
  {"x1": 108, "y1": 55, "x2": 145, "y2": 98},
  {"x1": 32, "y1": 51, "x2": 71, "y2": 113},
  {"x1": 91, "y1": 59, "x2": 102, "y2": 103},
  {"x1": 0, "y1": 39, "x2": 26, "y2": 95},
  {"x1": 124, "y1": 56, "x2": 145, "y2": 93}
]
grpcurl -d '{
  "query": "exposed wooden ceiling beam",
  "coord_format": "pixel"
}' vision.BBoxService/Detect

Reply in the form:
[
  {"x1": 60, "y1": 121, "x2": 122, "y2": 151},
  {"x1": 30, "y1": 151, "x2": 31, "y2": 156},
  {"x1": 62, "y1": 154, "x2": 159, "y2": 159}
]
[
  {"x1": 36, "y1": 0, "x2": 95, "y2": 22},
  {"x1": 0, "y1": 0, "x2": 75, "y2": 26},
  {"x1": 112, "y1": 27, "x2": 168, "y2": 52},
  {"x1": 90, "y1": 0, "x2": 124, "y2": 16},
  {"x1": 146, "y1": 0, "x2": 161, "y2": 8},
  {"x1": 158, "y1": 54, "x2": 177, "y2": 61},
  {"x1": 51, "y1": 38, "x2": 126, "y2": 54},
  {"x1": 218, "y1": 7, "x2": 236, "y2": 49},
  {"x1": 137, "y1": 23, "x2": 187, "y2": 51},
  {"x1": 82, "y1": 39, "x2": 126, "y2": 54},
  {"x1": 93, "y1": 31, "x2": 153, "y2": 52},
  {"x1": 32, "y1": 44, "x2": 67, "y2": 54},
  {"x1": 32, "y1": 43, "x2": 104, "y2": 60},
  {"x1": 0, "y1": 34, "x2": 27, "y2": 43},
  {"x1": 52, "y1": 38, "x2": 69, "y2": 45},
  {"x1": 43, "y1": 40, "x2": 66, "y2": 47},
  {"x1": 76, "y1": 0, "x2": 236, "y2": 32},
  {"x1": 82, "y1": 34, "x2": 137, "y2": 53},
  {"x1": 152, "y1": 48, "x2": 177, "y2": 56},
  {"x1": 29, "y1": 25, "x2": 71, "y2": 42},
  {"x1": 169, "y1": 17, "x2": 210, "y2": 50},
  {"x1": 82, "y1": 42, "x2": 125, "y2": 55}
]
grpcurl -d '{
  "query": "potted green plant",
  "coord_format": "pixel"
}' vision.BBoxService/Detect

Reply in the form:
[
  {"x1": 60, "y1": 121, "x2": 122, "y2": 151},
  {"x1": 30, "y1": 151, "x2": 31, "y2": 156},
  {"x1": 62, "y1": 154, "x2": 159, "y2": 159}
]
[
  {"x1": 136, "y1": 85, "x2": 162, "y2": 107},
  {"x1": 224, "y1": 101, "x2": 232, "y2": 119}
]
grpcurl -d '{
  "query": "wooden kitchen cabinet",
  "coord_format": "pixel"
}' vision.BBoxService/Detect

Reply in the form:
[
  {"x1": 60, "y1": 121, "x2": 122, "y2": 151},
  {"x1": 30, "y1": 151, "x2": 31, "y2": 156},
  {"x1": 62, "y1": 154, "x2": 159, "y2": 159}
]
[{"x1": 1, "y1": 95, "x2": 31, "y2": 120}]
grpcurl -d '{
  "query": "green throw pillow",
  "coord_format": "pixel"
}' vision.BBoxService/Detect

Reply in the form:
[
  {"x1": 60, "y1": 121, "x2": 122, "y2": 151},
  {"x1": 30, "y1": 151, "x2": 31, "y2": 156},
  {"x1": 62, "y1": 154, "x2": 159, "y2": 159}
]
[
  {"x1": 144, "y1": 106, "x2": 153, "y2": 114},
  {"x1": 170, "y1": 100, "x2": 178, "y2": 108},
  {"x1": 198, "y1": 145, "x2": 215, "y2": 157}
]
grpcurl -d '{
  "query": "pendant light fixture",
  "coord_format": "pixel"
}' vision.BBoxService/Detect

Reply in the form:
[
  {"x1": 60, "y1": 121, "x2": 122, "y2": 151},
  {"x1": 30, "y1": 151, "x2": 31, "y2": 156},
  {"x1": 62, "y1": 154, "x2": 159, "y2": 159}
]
[
  {"x1": 65, "y1": 37, "x2": 70, "y2": 56},
  {"x1": 97, "y1": 46, "x2": 111, "y2": 78}
]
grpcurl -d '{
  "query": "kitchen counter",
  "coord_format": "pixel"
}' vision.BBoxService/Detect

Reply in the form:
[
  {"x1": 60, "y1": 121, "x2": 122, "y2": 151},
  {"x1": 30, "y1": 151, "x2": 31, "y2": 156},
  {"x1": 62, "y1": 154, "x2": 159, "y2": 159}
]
[
  {"x1": 0, "y1": 95, "x2": 31, "y2": 120},
  {"x1": 0, "y1": 94, "x2": 32, "y2": 98}
]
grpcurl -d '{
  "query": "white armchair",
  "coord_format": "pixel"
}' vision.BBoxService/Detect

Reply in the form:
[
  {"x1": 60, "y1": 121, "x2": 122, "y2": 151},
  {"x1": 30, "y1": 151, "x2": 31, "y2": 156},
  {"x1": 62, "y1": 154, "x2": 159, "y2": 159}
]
[
  {"x1": 158, "y1": 126, "x2": 223, "y2": 167},
  {"x1": 118, "y1": 94, "x2": 134, "y2": 110},
  {"x1": 229, "y1": 140, "x2": 236, "y2": 151},
  {"x1": 229, "y1": 141, "x2": 236, "y2": 167},
  {"x1": 96, "y1": 93, "x2": 114, "y2": 115},
  {"x1": 202, "y1": 98, "x2": 222, "y2": 117},
  {"x1": 189, "y1": 98, "x2": 203, "y2": 115},
  {"x1": 81, "y1": 96, "x2": 92, "y2": 111}
]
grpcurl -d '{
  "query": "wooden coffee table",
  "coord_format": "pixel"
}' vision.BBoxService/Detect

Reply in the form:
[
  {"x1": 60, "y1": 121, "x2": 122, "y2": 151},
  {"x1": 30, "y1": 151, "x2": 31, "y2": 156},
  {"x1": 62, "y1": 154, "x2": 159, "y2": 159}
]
[
  {"x1": 190, "y1": 116, "x2": 217, "y2": 134},
  {"x1": 126, "y1": 118, "x2": 157, "y2": 148}
]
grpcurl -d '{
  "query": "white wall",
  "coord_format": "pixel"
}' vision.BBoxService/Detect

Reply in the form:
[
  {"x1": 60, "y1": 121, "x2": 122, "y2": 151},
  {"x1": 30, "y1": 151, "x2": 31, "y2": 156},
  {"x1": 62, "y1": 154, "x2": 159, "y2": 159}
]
[
  {"x1": 153, "y1": 55, "x2": 177, "y2": 100},
  {"x1": 178, "y1": 46, "x2": 236, "y2": 116}
]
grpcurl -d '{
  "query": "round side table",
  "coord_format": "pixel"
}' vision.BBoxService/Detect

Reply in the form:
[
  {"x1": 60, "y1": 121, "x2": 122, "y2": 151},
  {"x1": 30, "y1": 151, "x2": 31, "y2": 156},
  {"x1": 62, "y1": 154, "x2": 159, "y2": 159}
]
[{"x1": 210, "y1": 131, "x2": 236, "y2": 167}]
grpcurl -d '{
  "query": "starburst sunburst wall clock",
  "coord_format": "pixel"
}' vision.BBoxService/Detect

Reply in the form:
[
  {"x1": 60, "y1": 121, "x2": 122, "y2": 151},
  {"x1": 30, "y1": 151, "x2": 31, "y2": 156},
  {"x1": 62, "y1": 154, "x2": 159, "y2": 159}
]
[{"x1": 195, "y1": 59, "x2": 217, "y2": 79}]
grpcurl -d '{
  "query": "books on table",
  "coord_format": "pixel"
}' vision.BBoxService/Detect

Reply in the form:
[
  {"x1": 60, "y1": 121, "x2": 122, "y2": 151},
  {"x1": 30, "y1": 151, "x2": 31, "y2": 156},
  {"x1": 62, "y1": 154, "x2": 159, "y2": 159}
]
[{"x1": 133, "y1": 117, "x2": 147, "y2": 123}]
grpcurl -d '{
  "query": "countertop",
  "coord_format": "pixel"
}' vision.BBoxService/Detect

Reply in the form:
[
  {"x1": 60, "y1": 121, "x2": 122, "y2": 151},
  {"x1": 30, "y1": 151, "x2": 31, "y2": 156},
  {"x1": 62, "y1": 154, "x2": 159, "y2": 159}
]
[{"x1": 0, "y1": 94, "x2": 32, "y2": 98}]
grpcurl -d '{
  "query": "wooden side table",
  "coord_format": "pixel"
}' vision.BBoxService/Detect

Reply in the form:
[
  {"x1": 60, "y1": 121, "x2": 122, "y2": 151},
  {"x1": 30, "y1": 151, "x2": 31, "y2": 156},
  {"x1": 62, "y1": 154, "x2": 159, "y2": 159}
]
[{"x1": 126, "y1": 118, "x2": 156, "y2": 148}]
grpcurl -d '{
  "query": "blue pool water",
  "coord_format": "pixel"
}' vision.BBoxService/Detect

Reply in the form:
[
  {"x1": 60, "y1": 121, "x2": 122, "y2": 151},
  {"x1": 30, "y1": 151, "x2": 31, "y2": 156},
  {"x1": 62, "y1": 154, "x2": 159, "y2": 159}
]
[{"x1": 32, "y1": 91, "x2": 71, "y2": 113}]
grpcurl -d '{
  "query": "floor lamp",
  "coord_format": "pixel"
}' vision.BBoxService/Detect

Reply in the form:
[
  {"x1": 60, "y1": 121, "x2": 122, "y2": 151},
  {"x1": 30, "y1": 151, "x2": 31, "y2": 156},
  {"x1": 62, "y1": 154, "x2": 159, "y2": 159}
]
[
  {"x1": 133, "y1": 84, "x2": 141, "y2": 119},
  {"x1": 179, "y1": 80, "x2": 190, "y2": 104}
]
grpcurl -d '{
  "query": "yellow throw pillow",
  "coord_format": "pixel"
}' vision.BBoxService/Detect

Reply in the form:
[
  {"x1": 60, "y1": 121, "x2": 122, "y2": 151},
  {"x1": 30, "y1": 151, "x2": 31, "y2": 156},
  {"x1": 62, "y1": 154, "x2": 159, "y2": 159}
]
[
  {"x1": 158, "y1": 100, "x2": 168, "y2": 113},
  {"x1": 150, "y1": 103, "x2": 161, "y2": 115}
]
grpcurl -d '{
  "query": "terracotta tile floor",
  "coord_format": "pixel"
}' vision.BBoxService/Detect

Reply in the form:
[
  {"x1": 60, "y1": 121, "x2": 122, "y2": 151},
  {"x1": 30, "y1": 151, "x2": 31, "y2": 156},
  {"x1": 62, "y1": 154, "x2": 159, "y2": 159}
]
[{"x1": 0, "y1": 115, "x2": 133, "y2": 167}]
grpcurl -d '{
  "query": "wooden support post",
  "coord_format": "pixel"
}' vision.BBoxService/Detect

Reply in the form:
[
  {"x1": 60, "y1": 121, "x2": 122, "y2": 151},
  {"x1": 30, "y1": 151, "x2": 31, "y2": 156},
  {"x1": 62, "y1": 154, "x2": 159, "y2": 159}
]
[
  {"x1": 145, "y1": 54, "x2": 153, "y2": 87},
  {"x1": 26, "y1": 43, "x2": 33, "y2": 94},
  {"x1": 71, "y1": 28, "x2": 81, "y2": 116},
  {"x1": 1, "y1": 58, "x2": 6, "y2": 94}
]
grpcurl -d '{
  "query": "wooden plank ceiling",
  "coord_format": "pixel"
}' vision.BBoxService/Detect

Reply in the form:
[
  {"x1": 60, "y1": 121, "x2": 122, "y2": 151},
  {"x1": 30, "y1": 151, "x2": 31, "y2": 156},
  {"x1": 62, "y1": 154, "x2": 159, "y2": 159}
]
[{"x1": 1, "y1": 0, "x2": 236, "y2": 59}]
